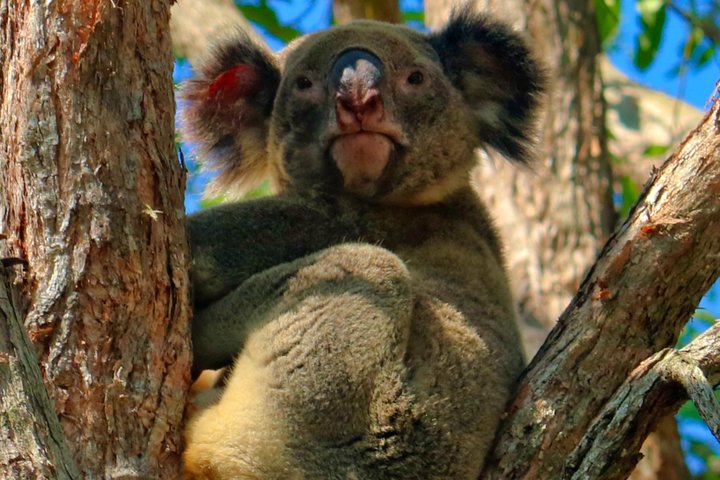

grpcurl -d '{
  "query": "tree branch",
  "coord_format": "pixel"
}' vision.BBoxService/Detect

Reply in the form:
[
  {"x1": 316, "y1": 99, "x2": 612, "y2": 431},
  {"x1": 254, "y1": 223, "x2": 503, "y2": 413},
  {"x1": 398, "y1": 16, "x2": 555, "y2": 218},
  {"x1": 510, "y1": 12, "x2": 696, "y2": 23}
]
[
  {"x1": 170, "y1": 0, "x2": 265, "y2": 67},
  {"x1": 662, "y1": 325, "x2": 720, "y2": 440},
  {"x1": 566, "y1": 322, "x2": 720, "y2": 479},
  {"x1": 333, "y1": 0, "x2": 402, "y2": 24},
  {"x1": 483, "y1": 92, "x2": 720, "y2": 479}
]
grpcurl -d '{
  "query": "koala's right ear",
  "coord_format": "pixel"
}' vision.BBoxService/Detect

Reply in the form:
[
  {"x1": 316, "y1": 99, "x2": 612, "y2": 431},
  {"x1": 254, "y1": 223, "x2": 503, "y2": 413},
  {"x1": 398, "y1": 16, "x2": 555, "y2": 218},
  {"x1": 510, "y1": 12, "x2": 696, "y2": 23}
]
[
  {"x1": 180, "y1": 31, "x2": 280, "y2": 198},
  {"x1": 428, "y1": 9, "x2": 545, "y2": 164}
]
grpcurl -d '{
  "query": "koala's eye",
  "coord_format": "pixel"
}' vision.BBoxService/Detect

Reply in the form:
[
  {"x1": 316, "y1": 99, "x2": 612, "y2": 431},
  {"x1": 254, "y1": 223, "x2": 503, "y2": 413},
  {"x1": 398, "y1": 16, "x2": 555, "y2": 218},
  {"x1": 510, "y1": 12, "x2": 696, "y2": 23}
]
[
  {"x1": 295, "y1": 76, "x2": 313, "y2": 90},
  {"x1": 407, "y1": 71, "x2": 424, "y2": 85}
]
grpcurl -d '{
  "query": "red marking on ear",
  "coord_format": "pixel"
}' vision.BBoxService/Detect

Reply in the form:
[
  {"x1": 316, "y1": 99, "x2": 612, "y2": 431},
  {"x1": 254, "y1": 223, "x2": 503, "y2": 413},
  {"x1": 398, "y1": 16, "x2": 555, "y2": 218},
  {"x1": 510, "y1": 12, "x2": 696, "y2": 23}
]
[{"x1": 207, "y1": 64, "x2": 262, "y2": 102}]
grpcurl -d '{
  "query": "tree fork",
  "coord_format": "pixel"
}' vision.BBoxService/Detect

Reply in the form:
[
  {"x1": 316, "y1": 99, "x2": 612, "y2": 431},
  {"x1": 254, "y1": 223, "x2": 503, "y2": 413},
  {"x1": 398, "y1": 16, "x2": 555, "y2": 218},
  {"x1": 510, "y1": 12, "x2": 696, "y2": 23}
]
[{"x1": 566, "y1": 322, "x2": 720, "y2": 479}]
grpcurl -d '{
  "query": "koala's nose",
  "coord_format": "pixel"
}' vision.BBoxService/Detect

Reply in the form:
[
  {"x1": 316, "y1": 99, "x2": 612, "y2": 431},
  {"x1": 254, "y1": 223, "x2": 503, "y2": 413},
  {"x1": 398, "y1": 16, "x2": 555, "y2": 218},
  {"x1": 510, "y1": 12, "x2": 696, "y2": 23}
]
[
  {"x1": 331, "y1": 49, "x2": 383, "y2": 91},
  {"x1": 331, "y1": 49, "x2": 384, "y2": 130}
]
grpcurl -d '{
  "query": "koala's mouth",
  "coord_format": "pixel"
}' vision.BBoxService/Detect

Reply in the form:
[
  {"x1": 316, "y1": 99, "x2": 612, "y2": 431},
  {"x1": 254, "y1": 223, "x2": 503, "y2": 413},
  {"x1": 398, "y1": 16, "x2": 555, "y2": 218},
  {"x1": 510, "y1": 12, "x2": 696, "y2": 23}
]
[{"x1": 329, "y1": 132, "x2": 396, "y2": 196}]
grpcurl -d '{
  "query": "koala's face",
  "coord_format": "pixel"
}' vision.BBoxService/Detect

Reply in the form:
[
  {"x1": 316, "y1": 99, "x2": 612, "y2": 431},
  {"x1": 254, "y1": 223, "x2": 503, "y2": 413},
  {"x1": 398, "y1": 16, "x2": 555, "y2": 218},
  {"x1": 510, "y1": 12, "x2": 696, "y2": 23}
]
[
  {"x1": 270, "y1": 23, "x2": 476, "y2": 204},
  {"x1": 182, "y1": 11, "x2": 544, "y2": 205}
]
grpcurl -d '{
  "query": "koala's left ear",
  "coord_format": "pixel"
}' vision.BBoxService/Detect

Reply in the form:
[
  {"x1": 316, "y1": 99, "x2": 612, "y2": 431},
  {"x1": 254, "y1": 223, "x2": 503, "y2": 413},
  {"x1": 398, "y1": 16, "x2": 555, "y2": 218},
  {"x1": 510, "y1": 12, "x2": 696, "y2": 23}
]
[
  {"x1": 180, "y1": 30, "x2": 281, "y2": 198},
  {"x1": 428, "y1": 9, "x2": 545, "y2": 163}
]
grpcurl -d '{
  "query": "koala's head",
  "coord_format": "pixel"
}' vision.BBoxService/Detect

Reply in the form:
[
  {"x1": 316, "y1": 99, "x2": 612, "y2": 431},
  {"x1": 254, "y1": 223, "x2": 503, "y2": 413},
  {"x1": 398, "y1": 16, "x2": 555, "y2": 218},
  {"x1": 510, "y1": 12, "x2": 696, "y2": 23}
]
[{"x1": 181, "y1": 9, "x2": 544, "y2": 205}]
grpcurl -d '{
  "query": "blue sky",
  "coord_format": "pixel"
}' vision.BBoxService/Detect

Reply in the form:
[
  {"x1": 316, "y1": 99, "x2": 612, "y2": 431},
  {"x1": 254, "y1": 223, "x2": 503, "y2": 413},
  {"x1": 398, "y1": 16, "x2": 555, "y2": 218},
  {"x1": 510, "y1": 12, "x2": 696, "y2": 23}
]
[
  {"x1": 261, "y1": 0, "x2": 719, "y2": 108},
  {"x1": 608, "y1": 0, "x2": 719, "y2": 109}
]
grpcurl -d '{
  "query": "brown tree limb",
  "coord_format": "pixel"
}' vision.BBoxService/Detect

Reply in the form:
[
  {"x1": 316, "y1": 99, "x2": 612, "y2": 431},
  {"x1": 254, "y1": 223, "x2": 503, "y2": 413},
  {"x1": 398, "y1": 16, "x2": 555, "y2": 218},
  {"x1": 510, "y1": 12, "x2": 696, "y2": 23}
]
[
  {"x1": 0, "y1": 264, "x2": 80, "y2": 479},
  {"x1": 566, "y1": 322, "x2": 720, "y2": 479},
  {"x1": 483, "y1": 93, "x2": 720, "y2": 479},
  {"x1": 662, "y1": 326, "x2": 720, "y2": 441},
  {"x1": 170, "y1": 0, "x2": 264, "y2": 67}
]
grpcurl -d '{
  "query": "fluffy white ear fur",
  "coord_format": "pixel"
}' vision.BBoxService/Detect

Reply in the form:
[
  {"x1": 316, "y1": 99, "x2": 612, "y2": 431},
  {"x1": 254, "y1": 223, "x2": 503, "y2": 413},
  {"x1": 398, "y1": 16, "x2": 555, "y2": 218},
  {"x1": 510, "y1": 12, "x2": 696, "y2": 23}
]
[{"x1": 180, "y1": 31, "x2": 280, "y2": 198}]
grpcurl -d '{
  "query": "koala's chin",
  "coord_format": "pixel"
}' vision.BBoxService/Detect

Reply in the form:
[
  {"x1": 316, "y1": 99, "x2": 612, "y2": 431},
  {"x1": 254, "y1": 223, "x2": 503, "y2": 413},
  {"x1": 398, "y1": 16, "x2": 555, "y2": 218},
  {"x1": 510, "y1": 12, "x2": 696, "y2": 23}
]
[{"x1": 330, "y1": 132, "x2": 395, "y2": 196}]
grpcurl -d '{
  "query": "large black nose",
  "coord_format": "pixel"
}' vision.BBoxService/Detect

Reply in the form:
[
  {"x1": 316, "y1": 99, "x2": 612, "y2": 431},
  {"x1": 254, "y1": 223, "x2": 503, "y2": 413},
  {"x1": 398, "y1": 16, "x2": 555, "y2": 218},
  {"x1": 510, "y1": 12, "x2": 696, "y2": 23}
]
[{"x1": 330, "y1": 49, "x2": 383, "y2": 93}]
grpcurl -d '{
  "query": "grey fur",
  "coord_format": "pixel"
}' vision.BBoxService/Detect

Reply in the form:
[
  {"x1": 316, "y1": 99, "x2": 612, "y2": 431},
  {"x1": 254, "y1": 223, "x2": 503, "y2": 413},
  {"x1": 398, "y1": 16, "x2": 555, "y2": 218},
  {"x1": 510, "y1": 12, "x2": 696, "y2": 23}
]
[{"x1": 183, "y1": 9, "x2": 543, "y2": 480}]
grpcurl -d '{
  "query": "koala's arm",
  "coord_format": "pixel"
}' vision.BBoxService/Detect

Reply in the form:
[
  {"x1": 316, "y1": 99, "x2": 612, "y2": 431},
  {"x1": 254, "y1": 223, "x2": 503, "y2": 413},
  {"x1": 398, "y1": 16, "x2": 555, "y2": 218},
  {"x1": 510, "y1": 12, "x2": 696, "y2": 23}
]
[
  {"x1": 188, "y1": 195, "x2": 367, "y2": 371},
  {"x1": 191, "y1": 241, "x2": 410, "y2": 373},
  {"x1": 188, "y1": 194, "x2": 361, "y2": 308},
  {"x1": 192, "y1": 256, "x2": 303, "y2": 372}
]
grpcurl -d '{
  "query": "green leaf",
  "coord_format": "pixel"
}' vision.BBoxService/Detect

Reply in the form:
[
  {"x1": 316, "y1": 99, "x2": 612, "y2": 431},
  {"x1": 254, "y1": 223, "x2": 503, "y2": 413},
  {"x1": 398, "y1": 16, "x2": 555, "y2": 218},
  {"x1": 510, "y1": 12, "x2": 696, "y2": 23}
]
[
  {"x1": 678, "y1": 399, "x2": 702, "y2": 421},
  {"x1": 634, "y1": 0, "x2": 667, "y2": 70},
  {"x1": 593, "y1": 0, "x2": 621, "y2": 45},
  {"x1": 695, "y1": 44, "x2": 716, "y2": 67},
  {"x1": 683, "y1": 25, "x2": 703, "y2": 63},
  {"x1": 642, "y1": 143, "x2": 671, "y2": 156},
  {"x1": 402, "y1": 10, "x2": 425, "y2": 24},
  {"x1": 239, "y1": 3, "x2": 301, "y2": 43},
  {"x1": 684, "y1": 26, "x2": 717, "y2": 68},
  {"x1": 619, "y1": 175, "x2": 640, "y2": 217},
  {"x1": 199, "y1": 194, "x2": 227, "y2": 209},
  {"x1": 245, "y1": 180, "x2": 272, "y2": 199},
  {"x1": 693, "y1": 309, "x2": 718, "y2": 324}
]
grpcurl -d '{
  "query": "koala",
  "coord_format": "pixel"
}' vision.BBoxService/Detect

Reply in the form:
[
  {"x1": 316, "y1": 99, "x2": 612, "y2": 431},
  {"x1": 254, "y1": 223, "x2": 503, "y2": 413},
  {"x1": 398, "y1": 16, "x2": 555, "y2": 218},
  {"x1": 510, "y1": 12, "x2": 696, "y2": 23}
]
[{"x1": 182, "y1": 8, "x2": 544, "y2": 480}]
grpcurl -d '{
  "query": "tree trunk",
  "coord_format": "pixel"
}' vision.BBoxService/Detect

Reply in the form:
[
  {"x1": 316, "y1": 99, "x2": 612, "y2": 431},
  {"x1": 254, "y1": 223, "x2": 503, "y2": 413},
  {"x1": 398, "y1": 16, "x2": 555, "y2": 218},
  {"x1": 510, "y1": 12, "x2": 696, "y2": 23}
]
[
  {"x1": 333, "y1": 0, "x2": 401, "y2": 24},
  {"x1": 0, "y1": 1, "x2": 191, "y2": 477}
]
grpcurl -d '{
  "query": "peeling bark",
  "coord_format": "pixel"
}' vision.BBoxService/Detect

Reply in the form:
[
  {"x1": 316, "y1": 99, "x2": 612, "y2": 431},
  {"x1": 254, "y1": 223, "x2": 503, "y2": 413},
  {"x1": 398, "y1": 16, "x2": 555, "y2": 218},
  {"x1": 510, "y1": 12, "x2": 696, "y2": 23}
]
[
  {"x1": 483, "y1": 95, "x2": 720, "y2": 479},
  {"x1": 0, "y1": 1, "x2": 191, "y2": 477}
]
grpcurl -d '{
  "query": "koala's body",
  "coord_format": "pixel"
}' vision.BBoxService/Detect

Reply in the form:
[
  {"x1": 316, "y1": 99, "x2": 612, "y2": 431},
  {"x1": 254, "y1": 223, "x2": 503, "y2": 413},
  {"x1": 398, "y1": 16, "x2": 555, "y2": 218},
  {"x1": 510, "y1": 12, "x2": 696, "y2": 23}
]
[{"x1": 183, "y1": 9, "x2": 543, "y2": 480}]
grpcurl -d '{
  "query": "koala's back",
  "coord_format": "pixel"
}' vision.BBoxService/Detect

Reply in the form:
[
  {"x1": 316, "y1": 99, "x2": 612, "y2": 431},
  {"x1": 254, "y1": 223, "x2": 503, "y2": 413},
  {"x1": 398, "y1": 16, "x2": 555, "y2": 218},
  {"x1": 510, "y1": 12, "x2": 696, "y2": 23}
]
[{"x1": 184, "y1": 192, "x2": 524, "y2": 480}]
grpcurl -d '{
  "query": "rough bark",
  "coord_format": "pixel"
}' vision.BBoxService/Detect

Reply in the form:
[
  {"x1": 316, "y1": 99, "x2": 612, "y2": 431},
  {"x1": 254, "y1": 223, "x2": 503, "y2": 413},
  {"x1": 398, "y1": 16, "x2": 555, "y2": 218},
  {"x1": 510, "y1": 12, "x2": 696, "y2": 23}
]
[
  {"x1": 0, "y1": 1, "x2": 191, "y2": 478},
  {"x1": 0, "y1": 262, "x2": 80, "y2": 479},
  {"x1": 565, "y1": 322, "x2": 720, "y2": 479},
  {"x1": 482, "y1": 94, "x2": 720, "y2": 479}
]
